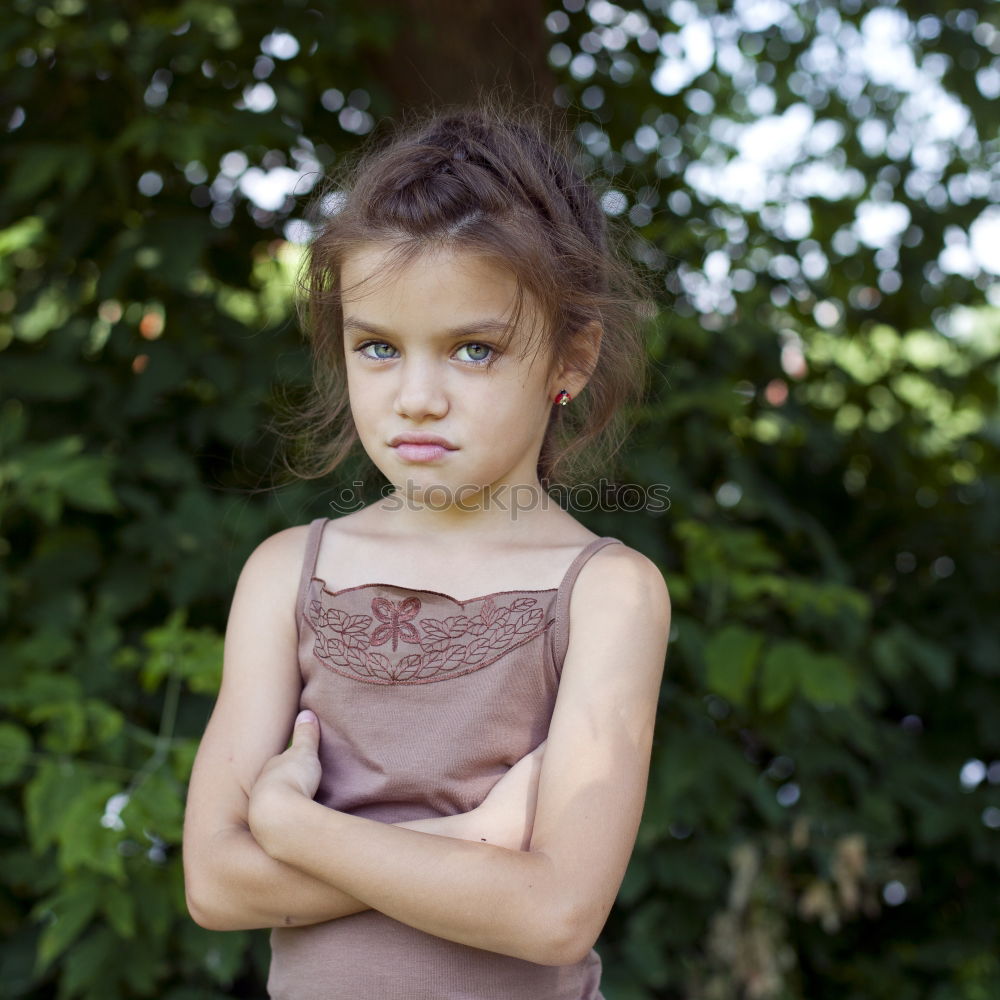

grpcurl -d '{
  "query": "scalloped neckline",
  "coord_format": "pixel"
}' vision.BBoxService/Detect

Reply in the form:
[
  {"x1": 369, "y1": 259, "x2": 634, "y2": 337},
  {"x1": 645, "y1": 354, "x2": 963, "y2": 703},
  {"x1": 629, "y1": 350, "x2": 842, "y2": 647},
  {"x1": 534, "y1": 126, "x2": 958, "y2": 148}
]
[
  {"x1": 308, "y1": 532, "x2": 620, "y2": 607},
  {"x1": 311, "y1": 577, "x2": 559, "y2": 606}
]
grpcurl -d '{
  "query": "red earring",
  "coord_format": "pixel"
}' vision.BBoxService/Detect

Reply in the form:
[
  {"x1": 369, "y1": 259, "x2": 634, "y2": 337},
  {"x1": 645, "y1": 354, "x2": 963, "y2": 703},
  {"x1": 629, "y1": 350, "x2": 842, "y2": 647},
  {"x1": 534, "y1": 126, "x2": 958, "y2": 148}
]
[{"x1": 554, "y1": 389, "x2": 571, "y2": 406}]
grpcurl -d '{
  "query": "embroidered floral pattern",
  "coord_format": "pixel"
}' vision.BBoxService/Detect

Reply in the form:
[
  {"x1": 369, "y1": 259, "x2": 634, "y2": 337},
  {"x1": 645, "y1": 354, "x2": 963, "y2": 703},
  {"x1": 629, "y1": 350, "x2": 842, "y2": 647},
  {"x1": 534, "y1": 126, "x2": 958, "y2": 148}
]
[{"x1": 306, "y1": 587, "x2": 553, "y2": 685}]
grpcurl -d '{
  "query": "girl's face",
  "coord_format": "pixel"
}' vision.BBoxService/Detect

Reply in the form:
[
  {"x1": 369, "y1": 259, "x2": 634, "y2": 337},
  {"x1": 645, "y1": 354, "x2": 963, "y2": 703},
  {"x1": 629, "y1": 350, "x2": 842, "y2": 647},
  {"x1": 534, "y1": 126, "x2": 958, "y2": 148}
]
[{"x1": 341, "y1": 242, "x2": 567, "y2": 511}]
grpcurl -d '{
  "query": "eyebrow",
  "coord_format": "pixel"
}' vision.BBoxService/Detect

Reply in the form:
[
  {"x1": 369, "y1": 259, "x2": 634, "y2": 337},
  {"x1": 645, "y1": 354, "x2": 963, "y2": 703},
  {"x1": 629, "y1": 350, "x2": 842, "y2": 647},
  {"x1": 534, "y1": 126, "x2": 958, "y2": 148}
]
[{"x1": 342, "y1": 316, "x2": 511, "y2": 340}]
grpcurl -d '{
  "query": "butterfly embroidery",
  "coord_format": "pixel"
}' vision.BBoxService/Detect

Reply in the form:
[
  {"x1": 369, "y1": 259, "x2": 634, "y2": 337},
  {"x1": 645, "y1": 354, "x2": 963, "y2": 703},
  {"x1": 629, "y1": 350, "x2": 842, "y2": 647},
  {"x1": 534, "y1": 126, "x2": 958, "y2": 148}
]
[
  {"x1": 369, "y1": 596, "x2": 421, "y2": 651},
  {"x1": 306, "y1": 589, "x2": 552, "y2": 685}
]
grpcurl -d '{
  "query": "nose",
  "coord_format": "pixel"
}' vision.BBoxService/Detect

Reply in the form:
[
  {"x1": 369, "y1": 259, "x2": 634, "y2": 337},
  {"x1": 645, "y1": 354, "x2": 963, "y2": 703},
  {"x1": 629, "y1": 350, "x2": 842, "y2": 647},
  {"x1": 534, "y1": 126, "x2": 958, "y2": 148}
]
[{"x1": 393, "y1": 356, "x2": 450, "y2": 421}]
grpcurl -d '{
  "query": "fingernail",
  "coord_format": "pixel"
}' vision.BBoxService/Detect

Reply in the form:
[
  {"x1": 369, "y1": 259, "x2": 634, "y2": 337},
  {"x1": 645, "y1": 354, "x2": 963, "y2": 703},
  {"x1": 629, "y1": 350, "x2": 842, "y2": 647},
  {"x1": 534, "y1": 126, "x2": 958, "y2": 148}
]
[{"x1": 296, "y1": 709, "x2": 316, "y2": 725}]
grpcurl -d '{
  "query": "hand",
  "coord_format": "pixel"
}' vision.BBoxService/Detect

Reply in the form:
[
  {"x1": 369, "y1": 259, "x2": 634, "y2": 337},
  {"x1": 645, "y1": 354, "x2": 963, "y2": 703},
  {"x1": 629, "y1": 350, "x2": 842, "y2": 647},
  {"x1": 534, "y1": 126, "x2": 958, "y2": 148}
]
[
  {"x1": 248, "y1": 710, "x2": 323, "y2": 856},
  {"x1": 474, "y1": 741, "x2": 547, "y2": 851}
]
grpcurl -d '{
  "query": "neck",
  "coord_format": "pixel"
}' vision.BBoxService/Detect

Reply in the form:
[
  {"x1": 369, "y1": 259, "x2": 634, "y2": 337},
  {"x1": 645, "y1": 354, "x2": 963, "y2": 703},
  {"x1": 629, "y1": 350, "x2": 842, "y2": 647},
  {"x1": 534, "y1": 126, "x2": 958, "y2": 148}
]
[{"x1": 373, "y1": 480, "x2": 562, "y2": 540}]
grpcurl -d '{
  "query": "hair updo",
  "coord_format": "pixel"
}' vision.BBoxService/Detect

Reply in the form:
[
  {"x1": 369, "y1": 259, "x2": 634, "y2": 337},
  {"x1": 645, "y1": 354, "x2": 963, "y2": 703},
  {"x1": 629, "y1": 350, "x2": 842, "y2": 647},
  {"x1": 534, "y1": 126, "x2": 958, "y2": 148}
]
[{"x1": 277, "y1": 94, "x2": 652, "y2": 490}]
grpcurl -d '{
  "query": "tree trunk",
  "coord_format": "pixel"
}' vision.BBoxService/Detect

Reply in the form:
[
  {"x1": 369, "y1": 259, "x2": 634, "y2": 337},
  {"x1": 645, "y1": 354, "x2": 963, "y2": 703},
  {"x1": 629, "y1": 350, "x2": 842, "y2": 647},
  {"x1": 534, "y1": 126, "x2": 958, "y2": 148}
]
[{"x1": 362, "y1": 0, "x2": 556, "y2": 113}]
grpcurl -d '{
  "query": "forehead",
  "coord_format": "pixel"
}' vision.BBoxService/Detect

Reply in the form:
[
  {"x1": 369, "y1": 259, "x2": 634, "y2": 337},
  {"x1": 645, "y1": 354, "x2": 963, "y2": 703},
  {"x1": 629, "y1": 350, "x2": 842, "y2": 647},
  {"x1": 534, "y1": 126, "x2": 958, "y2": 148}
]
[
  {"x1": 341, "y1": 242, "x2": 512, "y2": 295},
  {"x1": 339, "y1": 242, "x2": 552, "y2": 364},
  {"x1": 350, "y1": 245, "x2": 529, "y2": 325}
]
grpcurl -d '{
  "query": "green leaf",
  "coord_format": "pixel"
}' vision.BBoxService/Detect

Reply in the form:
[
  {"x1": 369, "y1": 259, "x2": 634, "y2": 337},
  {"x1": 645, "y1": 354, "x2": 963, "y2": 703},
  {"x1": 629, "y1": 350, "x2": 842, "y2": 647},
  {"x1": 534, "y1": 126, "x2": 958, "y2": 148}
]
[
  {"x1": 25, "y1": 760, "x2": 124, "y2": 877},
  {"x1": 759, "y1": 640, "x2": 807, "y2": 712},
  {"x1": 0, "y1": 397, "x2": 28, "y2": 452},
  {"x1": 4, "y1": 143, "x2": 76, "y2": 202},
  {"x1": 85, "y1": 700, "x2": 125, "y2": 747},
  {"x1": 703, "y1": 624, "x2": 763, "y2": 706},
  {"x1": 57, "y1": 779, "x2": 126, "y2": 878},
  {"x1": 102, "y1": 884, "x2": 135, "y2": 939},
  {"x1": 31, "y1": 700, "x2": 87, "y2": 753},
  {"x1": 62, "y1": 147, "x2": 95, "y2": 198},
  {"x1": 139, "y1": 609, "x2": 224, "y2": 695},
  {"x1": 871, "y1": 622, "x2": 954, "y2": 688},
  {"x1": 0, "y1": 672, "x2": 80, "y2": 713},
  {"x1": 131, "y1": 864, "x2": 177, "y2": 942},
  {"x1": 904, "y1": 631, "x2": 956, "y2": 689},
  {"x1": 0, "y1": 721, "x2": 31, "y2": 785},
  {"x1": 3, "y1": 436, "x2": 120, "y2": 522},
  {"x1": 0, "y1": 215, "x2": 45, "y2": 256},
  {"x1": 32, "y1": 879, "x2": 102, "y2": 971},
  {"x1": 124, "y1": 770, "x2": 184, "y2": 842},
  {"x1": 25, "y1": 759, "x2": 81, "y2": 853},
  {"x1": 60, "y1": 925, "x2": 121, "y2": 999},
  {"x1": 871, "y1": 625, "x2": 910, "y2": 681},
  {"x1": 11, "y1": 285, "x2": 72, "y2": 342},
  {"x1": 799, "y1": 651, "x2": 858, "y2": 706}
]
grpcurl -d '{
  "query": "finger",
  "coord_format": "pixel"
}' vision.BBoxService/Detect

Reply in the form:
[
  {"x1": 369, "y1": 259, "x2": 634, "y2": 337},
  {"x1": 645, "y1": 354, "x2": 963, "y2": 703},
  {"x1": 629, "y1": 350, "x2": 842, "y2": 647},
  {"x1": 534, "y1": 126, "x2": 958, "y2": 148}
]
[{"x1": 292, "y1": 709, "x2": 320, "y2": 751}]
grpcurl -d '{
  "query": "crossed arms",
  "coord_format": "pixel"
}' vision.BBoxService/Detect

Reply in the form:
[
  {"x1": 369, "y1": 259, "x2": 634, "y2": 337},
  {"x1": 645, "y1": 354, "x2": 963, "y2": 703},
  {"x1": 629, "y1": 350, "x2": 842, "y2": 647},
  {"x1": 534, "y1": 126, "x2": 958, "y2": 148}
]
[{"x1": 182, "y1": 525, "x2": 670, "y2": 966}]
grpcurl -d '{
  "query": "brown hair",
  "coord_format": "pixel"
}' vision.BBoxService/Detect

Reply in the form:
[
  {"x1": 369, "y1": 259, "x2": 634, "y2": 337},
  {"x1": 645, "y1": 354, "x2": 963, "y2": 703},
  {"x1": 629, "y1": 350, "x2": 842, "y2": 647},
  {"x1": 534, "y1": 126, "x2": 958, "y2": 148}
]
[{"x1": 273, "y1": 93, "x2": 653, "y2": 490}]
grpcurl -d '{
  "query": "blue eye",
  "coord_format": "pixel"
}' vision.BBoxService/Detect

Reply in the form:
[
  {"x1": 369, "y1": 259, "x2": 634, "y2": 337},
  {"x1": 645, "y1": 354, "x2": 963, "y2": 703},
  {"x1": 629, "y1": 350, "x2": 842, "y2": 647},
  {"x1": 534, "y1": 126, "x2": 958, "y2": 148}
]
[
  {"x1": 356, "y1": 341, "x2": 397, "y2": 360},
  {"x1": 456, "y1": 343, "x2": 494, "y2": 364},
  {"x1": 354, "y1": 341, "x2": 497, "y2": 365}
]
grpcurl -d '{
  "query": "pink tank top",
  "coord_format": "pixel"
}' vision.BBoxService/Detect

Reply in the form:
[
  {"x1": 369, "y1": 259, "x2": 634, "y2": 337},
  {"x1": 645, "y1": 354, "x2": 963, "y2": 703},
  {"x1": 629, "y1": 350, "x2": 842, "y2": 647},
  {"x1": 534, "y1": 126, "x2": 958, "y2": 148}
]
[{"x1": 267, "y1": 516, "x2": 623, "y2": 1000}]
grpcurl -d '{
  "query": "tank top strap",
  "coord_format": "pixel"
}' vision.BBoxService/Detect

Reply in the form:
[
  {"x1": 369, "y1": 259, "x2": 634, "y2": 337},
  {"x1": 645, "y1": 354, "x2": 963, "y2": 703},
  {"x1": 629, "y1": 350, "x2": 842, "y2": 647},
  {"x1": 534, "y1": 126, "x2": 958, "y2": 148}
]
[
  {"x1": 295, "y1": 517, "x2": 329, "y2": 644},
  {"x1": 550, "y1": 536, "x2": 625, "y2": 676}
]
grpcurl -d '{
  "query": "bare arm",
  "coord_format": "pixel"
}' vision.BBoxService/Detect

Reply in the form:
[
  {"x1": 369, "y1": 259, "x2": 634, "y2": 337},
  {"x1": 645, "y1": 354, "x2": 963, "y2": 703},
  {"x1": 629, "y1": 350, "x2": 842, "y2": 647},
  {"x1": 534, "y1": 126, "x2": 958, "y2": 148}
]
[
  {"x1": 247, "y1": 545, "x2": 670, "y2": 965},
  {"x1": 182, "y1": 526, "x2": 546, "y2": 931}
]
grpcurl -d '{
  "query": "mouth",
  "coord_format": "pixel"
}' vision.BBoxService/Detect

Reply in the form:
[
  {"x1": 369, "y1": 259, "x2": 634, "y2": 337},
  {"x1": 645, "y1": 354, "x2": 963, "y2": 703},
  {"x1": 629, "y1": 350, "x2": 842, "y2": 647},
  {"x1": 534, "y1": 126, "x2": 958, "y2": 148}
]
[
  {"x1": 393, "y1": 444, "x2": 454, "y2": 464},
  {"x1": 388, "y1": 434, "x2": 457, "y2": 463}
]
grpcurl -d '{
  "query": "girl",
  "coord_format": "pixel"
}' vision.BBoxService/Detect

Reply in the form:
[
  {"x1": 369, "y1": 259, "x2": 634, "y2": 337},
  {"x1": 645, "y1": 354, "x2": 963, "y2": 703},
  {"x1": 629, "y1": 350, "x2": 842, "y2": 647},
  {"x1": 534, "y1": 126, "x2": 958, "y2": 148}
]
[{"x1": 183, "y1": 100, "x2": 671, "y2": 1000}]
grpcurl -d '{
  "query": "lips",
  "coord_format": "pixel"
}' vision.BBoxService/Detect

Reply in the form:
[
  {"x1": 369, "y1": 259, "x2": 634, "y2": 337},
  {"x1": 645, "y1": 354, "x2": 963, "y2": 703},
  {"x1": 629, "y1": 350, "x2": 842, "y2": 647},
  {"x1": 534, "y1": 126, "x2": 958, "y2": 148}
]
[
  {"x1": 388, "y1": 433, "x2": 457, "y2": 464},
  {"x1": 389, "y1": 433, "x2": 457, "y2": 449}
]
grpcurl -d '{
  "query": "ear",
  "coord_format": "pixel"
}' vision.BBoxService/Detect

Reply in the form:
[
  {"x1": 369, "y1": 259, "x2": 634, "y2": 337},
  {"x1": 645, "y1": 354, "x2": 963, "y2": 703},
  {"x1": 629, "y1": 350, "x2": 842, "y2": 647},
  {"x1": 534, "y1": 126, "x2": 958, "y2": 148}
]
[{"x1": 547, "y1": 321, "x2": 603, "y2": 401}]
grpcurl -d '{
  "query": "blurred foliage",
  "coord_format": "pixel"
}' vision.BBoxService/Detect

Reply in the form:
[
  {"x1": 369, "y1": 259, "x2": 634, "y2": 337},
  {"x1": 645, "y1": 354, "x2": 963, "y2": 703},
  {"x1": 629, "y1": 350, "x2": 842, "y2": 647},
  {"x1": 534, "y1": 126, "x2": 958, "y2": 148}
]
[{"x1": 1, "y1": 0, "x2": 998, "y2": 998}]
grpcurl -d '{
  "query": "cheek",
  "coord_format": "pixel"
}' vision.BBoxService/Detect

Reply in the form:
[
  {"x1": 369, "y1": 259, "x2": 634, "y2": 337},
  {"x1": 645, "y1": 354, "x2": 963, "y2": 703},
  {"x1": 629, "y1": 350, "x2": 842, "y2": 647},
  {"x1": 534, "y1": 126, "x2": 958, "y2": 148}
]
[
  {"x1": 345, "y1": 361, "x2": 376, "y2": 402},
  {"x1": 490, "y1": 396, "x2": 548, "y2": 441},
  {"x1": 346, "y1": 377, "x2": 376, "y2": 433}
]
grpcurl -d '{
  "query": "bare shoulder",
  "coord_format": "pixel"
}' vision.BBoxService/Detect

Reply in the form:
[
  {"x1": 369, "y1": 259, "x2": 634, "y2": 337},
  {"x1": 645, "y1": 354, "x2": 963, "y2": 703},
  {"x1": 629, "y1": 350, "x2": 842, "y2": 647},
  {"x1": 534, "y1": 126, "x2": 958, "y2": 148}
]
[
  {"x1": 247, "y1": 521, "x2": 314, "y2": 569},
  {"x1": 240, "y1": 521, "x2": 315, "y2": 584},
  {"x1": 557, "y1": 541, "x2": 671, "y2": 704},
  {"x1": 574, "y1": 541, "x2": 671, "y2": 627},
  {"x1": 227, "y1": 522, "x2": 317, "y2": 638}
]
